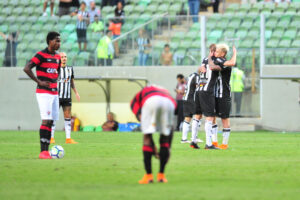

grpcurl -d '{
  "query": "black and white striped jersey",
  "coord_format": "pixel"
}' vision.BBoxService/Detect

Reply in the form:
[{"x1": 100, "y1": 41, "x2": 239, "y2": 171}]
[
  {"x1": 198, "y1": 57, "x2": 221, "y2": 94},
  {"x1": 183, "y1": 72, "x2": 200, "y2": 102},
  {"x1": 215, "y1": 63, "x2": 231, "y2": 98},
  {"x1": 58, "y1": 66, "x2": 74, "y2": 100}
]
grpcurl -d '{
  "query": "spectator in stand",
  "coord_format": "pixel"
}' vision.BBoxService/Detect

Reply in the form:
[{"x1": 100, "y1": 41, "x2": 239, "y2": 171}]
[
  {"x1": 82, "y1": 0, "x2": 93, "y2": 9},
  {"x1": 88, "y1": 1, "x2": 101, "y2": 23},
  {"x1": 108, "y1": 19, "x2": 122, "y2": 58},
  {"x1": 58, "y1": 0, "x2": 72, "y2": 17},
  {"x1": 102, "y1": 112, "x2": 119, "y2": 131},
  {"x1": 71, "y1": 1, "x2": 90, "y2": 51},
  {"x1": 90, "y1": 15, "x2": 104, "y2": 33},
  {"x1": 137, "y1": 29, "x2": 151, "y2": 66},
  {"x1": 0, "y1": 31, "x2": 18, "y2": 67},
  {"x1": 101, "y1": 0, "x2": 125, "y2": 8},
  {"x1": 212, "y1": 0, "x2": 220, "y2": 13},
  {"x1": 97, "y1": 30, "x2": 114, "y2": 66},
  {"x1": 188, "y1": 0, "x2": 200, "y2": 23},
  {"x1": 43, "y1": 0, "x2": 55, "y2": 17},
  {"x1": 160, "y1": 44, "x2": 173, "y2": 66},
  {"x1": 175, "y1": 74, "x2": 187, "y2": 131},
  {"x1": 115, "y1": 1, "x2": 125, "y2": 24}
]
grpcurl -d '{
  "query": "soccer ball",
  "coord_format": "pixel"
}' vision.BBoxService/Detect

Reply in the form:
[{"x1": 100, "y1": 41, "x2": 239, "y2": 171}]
[{"x1": 50, "y1": 145, "x2": 65, "y2": 159}]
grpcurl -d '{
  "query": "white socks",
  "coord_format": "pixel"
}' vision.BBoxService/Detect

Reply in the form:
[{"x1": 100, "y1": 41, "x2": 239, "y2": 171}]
[
  {"x1": 191, "y1": 119, "x2": 200, "y2": 143},
  {"x1": 182, "y1": 121, "x2": 190, "y2": 140},
  {"x1": 65, "y1": 118, "x2": 71, "y2": 139},
  {"x1": 212, "y1": 124, "x2": 218, "y2": 143},
  {"x1": 205, "y1": 120, "x2": 213, "y2": 146},
  {"x1": 51, "y1": 121, "x2": 56, "y2": 138},
  {"x1": 51, "y1": 119, "x2": 72, "y2": 139},
  {"x1": 222, "y1": 128, "x2": 231, "y2": 145}
]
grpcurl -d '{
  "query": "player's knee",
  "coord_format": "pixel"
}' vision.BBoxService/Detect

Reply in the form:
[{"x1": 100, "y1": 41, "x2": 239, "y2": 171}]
[{"x1": 143, "y1": 135, "x2": 153, "y2": 146}]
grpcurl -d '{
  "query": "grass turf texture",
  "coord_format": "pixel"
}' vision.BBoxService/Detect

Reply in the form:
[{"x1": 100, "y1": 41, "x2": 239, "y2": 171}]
[{"x1": 1, "y1": 131, "x2": 300, "y2": 200}]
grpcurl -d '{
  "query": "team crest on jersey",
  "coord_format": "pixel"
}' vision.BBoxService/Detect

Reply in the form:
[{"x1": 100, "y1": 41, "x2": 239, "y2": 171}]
[{"x1": 47, "y1": 111, "x2": 51, "y2": 115}]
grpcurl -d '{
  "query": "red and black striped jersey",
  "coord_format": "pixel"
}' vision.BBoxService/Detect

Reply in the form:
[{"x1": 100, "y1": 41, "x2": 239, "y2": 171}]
[
  {"x1": 130, "y1": 85, "x2": 177, "y2": 120},
  {"x1": 30, "y1": 48, "x2": 61, "y2": 95}
]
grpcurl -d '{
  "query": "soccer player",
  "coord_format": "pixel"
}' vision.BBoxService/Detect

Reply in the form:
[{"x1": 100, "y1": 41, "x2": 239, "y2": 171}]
[
  {"x1": 199, "y1": 44, "x2": 236, "y2": 149},
  {"x1": 23, "y1": 32, "x2": 61, "y2": 159},
  {"x1": 181, "y1": 72, "x2": 202, "y2": 149},
  {"x1": 209, "y1": 44, "x2": 237, "y2": 149},
  {"x1": 50, "y1": 52, "x2": 80, "y2": 144},
  {"x1": 131, "y1": 85, "x2": 176, "y2": 184}
]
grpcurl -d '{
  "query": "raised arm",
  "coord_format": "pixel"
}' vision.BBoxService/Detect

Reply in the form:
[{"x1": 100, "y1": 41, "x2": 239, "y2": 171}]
[{"x1": 223, "y1": 45, "x2": 237, "y2": 67}]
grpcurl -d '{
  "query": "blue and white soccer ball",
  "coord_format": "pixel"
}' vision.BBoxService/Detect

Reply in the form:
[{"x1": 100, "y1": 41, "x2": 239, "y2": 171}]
[{"x1": 50, "y1": 145, "x2": 65, "y2": 159}]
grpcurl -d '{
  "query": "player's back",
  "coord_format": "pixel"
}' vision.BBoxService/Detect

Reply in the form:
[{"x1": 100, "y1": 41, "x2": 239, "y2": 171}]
[
  {"x1": 183, "y1": 72, "x2": 199, "y2": 102},
  {"x1": 199, "y1": 57, "x2": 219, "y2": 94}
]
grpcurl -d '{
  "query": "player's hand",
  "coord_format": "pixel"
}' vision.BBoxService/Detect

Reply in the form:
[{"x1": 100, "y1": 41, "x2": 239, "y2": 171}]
[
  {"x1": 37, "y1": 80, "x2": 50, "y2": 87},
  {"x1": 232, "y1": 45, "x2": 237, "y2": 54},
  {"x1": 199, "y1": 65, "x2": 206, "y2": 73},
  {"x1": 153, "y1": 145, "x2": 159, "y2": 159},
  {"x1": 75, "y1": 93, "x2": 80, "y2": 102}
]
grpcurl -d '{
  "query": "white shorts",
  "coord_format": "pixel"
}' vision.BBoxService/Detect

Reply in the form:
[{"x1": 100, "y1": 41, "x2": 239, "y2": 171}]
[
  {"x1": 141, "y1": 96, "x2": 175, "y2": 136},
  {"x1": 36, "y1": 93, "x2": 59, "y2": 121}
]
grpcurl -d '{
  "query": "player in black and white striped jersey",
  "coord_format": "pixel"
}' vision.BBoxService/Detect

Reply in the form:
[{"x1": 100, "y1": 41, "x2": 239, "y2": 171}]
[
  {"x1": 181, "y1": 72, "x2": 203, "y2": 148},
  {"x1": 50, "y1": 52, "x2": 80, "y2": 144}
]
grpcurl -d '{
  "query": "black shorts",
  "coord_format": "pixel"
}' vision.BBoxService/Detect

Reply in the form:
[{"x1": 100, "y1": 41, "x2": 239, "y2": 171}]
[
  {"x1": 76, "y1": 28, "x2": 87, "y2": 43},
  {"x1": 199, "y1": 91, "x2": 215, "y2": 117},
  {"x1": 215, "y1": 97, "x2": 231, "y2": 119},
  {"x1": 59, "y1": 98, "x2": 72, "y2": 107},
  {"x1": 183, "y1": 100, "x2": 195, "y2": 118},
  {"x1": 194, "y1": 91, "x2": 202, "y2": 115}
]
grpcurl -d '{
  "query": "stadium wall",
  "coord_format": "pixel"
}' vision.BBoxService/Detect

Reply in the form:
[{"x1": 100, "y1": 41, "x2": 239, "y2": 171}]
[
  {"x1": 261, "y1": 65, "x2": 300, "y2": 132},
  {"x1": 1, "y1": 66, "x2": 298, "y2": 131}
]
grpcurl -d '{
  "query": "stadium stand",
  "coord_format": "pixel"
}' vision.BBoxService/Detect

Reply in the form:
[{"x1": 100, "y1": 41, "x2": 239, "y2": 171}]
[{"x1": 0, "y1": 1, "x2": 300, "y2": 68}]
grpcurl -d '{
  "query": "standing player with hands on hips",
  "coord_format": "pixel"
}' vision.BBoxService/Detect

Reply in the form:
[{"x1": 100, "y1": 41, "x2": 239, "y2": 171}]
[
  {"x1": 23, "y1": 32, "x2": 61, "y2": 159},
  {"x1": 50, "y1": 52, "x2": 80, "y2": 144}
]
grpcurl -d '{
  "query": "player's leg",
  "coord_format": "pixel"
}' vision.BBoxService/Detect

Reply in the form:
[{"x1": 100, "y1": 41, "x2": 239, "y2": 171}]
[
  {"x1": 157, "y1": 99, "x2": 175, "y2": 183},
  {"x1": 36, "y1": 94, "x2": 55, "y2": 159},
  {"x1": 219, "y1": 97, "x2": 231, "y2": 149},
  {"x1": 181, "y1": 116, "x2": 191, "y2": 143},
  {"x1": 212, "y1": 116, "x2": 219, "y2": 147},
  {"x1": 220, "y1": 118, "x2": 230, "y2": 149},
  {"x1": 190, "y1": 114, "x2": 202, "y2": 148},
  {"x1": 63, "y1": 105, "x2": 78, "y2": 144},
  {"x1": 139, "y1": 100, "x2": 156, "y2": 184}
]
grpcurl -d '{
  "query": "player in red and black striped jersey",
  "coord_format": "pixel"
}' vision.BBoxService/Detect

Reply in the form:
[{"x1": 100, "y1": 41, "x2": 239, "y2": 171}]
[
  {"x1": 130, "y1": 85, "x2": 176, "y2": 184},
  {"x1": 23, "y1": 32, "x2": 61, "y2": 159}
]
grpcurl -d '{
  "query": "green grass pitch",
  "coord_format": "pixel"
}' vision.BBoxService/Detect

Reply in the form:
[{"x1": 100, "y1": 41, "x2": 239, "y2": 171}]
[{"x1": 1, "y1": 130, "x2": 300, "y2": 200}]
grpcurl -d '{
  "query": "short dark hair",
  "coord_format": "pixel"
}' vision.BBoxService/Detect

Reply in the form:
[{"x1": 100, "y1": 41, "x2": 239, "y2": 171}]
[
  {"x1": 177, "y1": 74, "x2": 184, "y2": 79},
  {"x1": 209, "y1": 43, "x2": 216, "y2": 51},
  {"x1": 46, "y1": 31, "x2": 60, "y2": 45},
  {"x1": 81, "y1": 1, "x2": 86, "y2": 6},
  {"x1": 106, "y1": 30, "x2": 112, "y2": 35},
  {"x1": 164, "y1": 44, "x2": 170, "y2": 48}
]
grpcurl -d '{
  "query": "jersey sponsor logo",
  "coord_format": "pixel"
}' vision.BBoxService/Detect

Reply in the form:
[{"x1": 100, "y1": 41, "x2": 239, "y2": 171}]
[{"x1": 47, "y1": 68, "x2": 58, "y2": 74}]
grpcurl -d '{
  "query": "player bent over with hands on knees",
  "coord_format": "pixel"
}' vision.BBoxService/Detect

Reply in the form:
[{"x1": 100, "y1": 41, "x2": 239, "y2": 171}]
[
  {"x1": 131, "y1": 85, "x2": 176, "y2": 184},
  {"x1": 199, "y1": 44, "x2": 236, "y2": 150},
  {"x1": 50, "y1": 52, "x2": 80, "y2": 144},
  {"x1": 23, "y1": 32, "x2": 61, "y2": 159}
]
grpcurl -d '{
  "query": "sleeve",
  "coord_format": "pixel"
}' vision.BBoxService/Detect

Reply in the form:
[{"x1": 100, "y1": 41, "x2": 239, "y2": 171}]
[
  {"x1": 30, "y1": 52, "x2": 43, "y2": 66},
  {"x1": 201, "y1": 58, "x2": 206, "y2": 65},
  {"x1": 214, "y1": 58, "x2": 226, "y2": 69}
]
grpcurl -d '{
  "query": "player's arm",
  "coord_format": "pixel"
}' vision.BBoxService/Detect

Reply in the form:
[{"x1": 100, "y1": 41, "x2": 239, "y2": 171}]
[
  {"x1": 223, "y1": 46, "x2": 237, "y2": 67},
  {"x1": 0, "y1": 32, "x2": 6, "y2": 40},
  {"x1": 23, "y1": 62, "x2": 49, "y2": 87},
  {"x1": 71, "y1": 78, "x2": 80, "y2": 101},
  {"x1": 208, "y1": 56, "x2": 222, "y2": 71}
]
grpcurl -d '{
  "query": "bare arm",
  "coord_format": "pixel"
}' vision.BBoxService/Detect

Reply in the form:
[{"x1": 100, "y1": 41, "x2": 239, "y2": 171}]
[
  {"x1": 0, "y1": 32, "x2": 6, "y2": 40},
  {"x1": 208, "y1": 56, "x2": 222, "y2": 71},
  {"x1": 23, "y1": 62, "x2": 49, "y2": 87},
  {"x1": 71, "y1": 78, "x2": 80, "y2": 101},
  {"x1": 223, "y1": 46, "x2": 237, "y2": 67}
]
